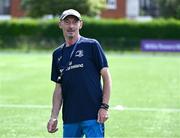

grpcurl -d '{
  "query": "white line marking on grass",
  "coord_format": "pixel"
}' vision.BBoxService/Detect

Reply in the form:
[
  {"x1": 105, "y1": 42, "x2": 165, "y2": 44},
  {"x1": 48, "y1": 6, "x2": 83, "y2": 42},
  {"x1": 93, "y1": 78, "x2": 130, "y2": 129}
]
[
  {"x1": 1, "y1": 104, "x2": 180, "y2": 113},
  {"x1": 112, "y1": 105, "x2": 180, "y2": 112},
  {"x1": 0, "y1": 104, "x2": 51, "y2": 109}
]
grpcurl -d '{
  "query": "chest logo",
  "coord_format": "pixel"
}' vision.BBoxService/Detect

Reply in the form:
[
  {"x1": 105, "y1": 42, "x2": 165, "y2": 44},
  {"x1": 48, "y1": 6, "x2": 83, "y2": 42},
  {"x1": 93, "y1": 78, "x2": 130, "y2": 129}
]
[{"x1": 75, "y1": 50, "x2": 84, "y2": 57}]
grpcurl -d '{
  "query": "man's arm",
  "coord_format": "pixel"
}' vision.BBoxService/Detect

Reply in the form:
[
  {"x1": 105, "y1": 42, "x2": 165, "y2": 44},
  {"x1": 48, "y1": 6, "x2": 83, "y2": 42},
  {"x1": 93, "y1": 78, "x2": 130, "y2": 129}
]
[
  {"x1": 97, "y1": 67, "x2": 112, "y2": 123},
  {"x1": 47, "y1": 83, "x2": 63, "y2": 133}
]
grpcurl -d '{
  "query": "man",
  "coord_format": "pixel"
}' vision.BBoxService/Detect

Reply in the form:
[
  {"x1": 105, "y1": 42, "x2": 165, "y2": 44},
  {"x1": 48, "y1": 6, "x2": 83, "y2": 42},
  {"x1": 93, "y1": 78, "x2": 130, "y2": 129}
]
[{"x1": 47, "y1": 9, "x2": 111, "y2": 138}]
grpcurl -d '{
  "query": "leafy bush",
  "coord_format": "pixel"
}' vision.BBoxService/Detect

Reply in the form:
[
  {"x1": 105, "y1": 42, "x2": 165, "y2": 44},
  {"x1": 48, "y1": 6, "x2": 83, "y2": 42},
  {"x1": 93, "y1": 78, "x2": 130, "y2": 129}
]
[{"x1": 0, "y1": 17, "x2": 180, "y2": 50}]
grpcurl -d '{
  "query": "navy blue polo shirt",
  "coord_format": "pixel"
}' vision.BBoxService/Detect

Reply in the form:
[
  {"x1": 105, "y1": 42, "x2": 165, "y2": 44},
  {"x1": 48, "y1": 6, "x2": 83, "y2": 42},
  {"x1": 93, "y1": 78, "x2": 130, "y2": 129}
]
[{"x1": 51, "y1": 36, "x2": 108, "y2": 124}]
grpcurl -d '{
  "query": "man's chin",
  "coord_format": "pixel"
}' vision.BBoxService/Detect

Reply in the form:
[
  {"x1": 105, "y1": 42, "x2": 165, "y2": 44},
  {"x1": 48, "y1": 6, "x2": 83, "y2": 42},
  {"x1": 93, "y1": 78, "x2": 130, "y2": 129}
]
[
  {"x1": 67, "y1": 34, "x2": 74, "y2": 39},
  {"x1": 67, "y1": 36, "x2": 73, "y2": 39}
]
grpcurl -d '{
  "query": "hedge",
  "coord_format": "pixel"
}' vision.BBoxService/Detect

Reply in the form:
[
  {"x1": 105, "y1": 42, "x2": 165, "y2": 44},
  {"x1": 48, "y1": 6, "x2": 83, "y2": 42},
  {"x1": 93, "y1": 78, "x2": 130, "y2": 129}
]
[{"x1": 0, "y1": 17, "x2": 180, "y2": 50}]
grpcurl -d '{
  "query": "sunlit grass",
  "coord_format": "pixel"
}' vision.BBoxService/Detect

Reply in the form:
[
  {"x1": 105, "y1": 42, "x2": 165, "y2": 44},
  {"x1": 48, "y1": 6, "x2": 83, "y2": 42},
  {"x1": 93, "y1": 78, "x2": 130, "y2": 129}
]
[{"x1": 0, "y1": 52, "x2": 180, "y2": 138}]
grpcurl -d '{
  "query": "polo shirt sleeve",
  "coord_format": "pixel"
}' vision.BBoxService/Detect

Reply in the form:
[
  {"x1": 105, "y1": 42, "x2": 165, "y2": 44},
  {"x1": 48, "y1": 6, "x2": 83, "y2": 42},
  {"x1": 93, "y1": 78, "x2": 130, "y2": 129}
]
[
  {"x1": 92, "y1": 40, "x2": 108, "y2": 72},
  {"x1": 51, "y1": 52, "x2": 61, "y2": 83}
]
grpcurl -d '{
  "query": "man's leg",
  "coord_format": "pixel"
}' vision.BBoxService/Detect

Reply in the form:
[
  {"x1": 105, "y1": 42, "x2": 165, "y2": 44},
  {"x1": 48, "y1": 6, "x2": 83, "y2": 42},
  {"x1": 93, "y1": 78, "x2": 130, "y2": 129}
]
[
  {"x1": 81, "y1": 120, "x2": 104, "y2": 138},
  {"x1": 63, "y1": 123, "x2": 83, "y2": 138}
]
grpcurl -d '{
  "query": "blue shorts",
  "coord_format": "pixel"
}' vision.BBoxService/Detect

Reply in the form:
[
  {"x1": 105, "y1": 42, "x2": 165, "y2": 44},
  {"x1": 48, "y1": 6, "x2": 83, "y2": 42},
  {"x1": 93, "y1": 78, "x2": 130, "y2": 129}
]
[{"x1": 63, "y1": 119, "x2": 104, "y2": 138}]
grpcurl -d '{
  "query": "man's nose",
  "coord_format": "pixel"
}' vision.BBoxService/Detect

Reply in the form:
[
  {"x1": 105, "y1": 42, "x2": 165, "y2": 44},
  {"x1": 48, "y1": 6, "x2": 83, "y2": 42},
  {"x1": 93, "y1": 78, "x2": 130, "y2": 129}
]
[{"x1": 69, "y1": 22, "x2": 75, "y2": 28}]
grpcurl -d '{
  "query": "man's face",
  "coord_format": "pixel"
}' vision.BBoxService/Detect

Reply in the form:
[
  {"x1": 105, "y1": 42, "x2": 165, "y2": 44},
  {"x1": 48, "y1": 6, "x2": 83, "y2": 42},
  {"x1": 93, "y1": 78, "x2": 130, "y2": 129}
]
[{"x1": 60, "y1": 16, "x2": 83, "y2": 39}]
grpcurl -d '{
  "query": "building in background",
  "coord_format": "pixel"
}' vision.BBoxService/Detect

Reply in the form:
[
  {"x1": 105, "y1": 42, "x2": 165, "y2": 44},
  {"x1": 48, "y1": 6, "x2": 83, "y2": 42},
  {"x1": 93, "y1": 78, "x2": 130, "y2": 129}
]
[
  {"x1": 101, "y1": 0, "x2": 142, "y2": 19},
  {"x1": 101, "y1": 0, "x2": 158, "y2": 19},
  {"x1": 0, "y1": 0, "x2": 24, "y2": 19},
  {"x1": 0, "y1": 0, "x2": 158, "y2": 19},
  {"x1": 0, "y1": 0, "x2": 10, "y2": 15},
  {"x1": 101, "y1": 0, "x2": 126, "y2": 18},
  {"x1": 139, "y1": 0, "x2": 159, "y2": 17}
]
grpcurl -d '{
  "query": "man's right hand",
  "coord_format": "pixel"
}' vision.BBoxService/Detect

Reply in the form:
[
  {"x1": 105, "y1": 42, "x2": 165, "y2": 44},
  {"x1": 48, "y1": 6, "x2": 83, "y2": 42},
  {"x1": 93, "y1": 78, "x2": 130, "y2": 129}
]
[{"x1": 47, "y1": 118, "x2": 58, "y2": 133}]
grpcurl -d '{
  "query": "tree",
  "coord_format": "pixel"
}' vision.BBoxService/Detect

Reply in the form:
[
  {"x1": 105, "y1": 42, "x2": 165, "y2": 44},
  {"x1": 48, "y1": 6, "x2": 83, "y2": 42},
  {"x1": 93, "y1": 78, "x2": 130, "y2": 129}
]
[
  {"x1": 157, "y1": 0, "x2": 180, "y2": 19},
  {"x1": 21, "y1": 0, "x2": 105, "y2": 18}
]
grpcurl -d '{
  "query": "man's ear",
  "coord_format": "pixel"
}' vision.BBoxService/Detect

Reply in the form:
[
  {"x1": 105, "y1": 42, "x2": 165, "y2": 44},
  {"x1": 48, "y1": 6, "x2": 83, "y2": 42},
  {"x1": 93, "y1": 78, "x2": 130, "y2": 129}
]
[{"x1": 79, "y1": 21, "x2": 83, "y2": 29}]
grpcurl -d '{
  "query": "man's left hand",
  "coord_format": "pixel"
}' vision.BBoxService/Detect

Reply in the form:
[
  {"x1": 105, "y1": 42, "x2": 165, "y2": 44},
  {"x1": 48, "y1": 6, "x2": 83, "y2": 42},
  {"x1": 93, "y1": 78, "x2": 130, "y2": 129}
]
[{"x1": 97, "y1": 108, "x2": 109, "y2": 123}]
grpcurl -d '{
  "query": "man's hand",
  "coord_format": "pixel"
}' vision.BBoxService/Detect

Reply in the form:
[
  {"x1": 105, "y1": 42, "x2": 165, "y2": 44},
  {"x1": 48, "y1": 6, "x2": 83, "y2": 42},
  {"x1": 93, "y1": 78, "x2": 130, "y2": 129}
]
[
  {"x1": 47, "y1": 118, "x2": 58, "y2": 133},
  {"x1": 97, "y1": 108, "x2": 109, "y2": 123}
]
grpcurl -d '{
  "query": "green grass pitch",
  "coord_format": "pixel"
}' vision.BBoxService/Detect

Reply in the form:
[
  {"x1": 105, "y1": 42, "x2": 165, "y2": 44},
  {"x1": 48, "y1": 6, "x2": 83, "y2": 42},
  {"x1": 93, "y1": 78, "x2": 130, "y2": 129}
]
[{"x1": 0, "y1": 52, "x2": 180, "y2": 138}]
